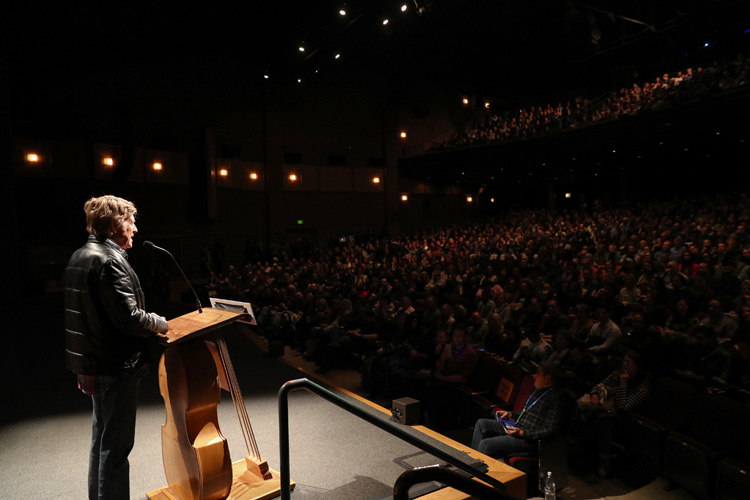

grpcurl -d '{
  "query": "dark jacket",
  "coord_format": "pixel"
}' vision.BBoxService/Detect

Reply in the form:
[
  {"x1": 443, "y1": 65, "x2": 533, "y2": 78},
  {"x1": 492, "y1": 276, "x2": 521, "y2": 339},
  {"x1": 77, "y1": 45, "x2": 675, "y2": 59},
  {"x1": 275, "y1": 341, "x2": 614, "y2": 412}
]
[{"x1": 64, "y1": 235, "x2": 168, "y2": 375}]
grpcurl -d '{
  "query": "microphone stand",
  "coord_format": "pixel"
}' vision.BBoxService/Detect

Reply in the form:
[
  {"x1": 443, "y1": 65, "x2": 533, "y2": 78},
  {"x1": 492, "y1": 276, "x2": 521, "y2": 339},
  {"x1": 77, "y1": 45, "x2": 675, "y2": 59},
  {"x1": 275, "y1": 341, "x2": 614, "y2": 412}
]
[{"x1": 144, "y1": 241, "x2": 203, "y2": 313}]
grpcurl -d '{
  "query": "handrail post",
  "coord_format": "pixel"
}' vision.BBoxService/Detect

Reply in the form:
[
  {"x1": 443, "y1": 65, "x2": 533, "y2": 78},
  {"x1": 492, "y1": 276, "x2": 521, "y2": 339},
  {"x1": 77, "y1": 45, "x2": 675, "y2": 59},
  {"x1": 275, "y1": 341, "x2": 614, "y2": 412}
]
[{"x1": 278, "y1": 377, "x2": 505, "y2": 500}]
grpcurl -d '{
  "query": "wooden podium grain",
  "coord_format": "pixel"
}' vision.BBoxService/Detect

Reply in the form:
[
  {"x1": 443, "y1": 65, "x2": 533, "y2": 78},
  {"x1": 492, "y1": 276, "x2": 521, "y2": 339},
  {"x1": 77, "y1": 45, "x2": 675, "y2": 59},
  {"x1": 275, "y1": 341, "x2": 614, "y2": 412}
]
[{"x1": 147, "y1": 308, "x2": 295, "y2": 500}]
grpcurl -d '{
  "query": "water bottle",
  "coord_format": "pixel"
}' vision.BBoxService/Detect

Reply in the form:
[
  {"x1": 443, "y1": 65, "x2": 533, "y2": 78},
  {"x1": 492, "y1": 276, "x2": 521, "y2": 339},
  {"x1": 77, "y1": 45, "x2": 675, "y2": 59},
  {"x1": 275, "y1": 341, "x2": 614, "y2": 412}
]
[{"x1": 544, "y1": 470, "x2": 556, "y2": 500}]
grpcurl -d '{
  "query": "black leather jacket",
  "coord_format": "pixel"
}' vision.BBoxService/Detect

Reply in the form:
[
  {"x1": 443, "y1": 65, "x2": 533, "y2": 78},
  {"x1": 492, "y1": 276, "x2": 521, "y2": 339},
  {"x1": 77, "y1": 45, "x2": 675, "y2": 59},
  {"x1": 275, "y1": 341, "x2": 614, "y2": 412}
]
[{"x1": 64, "y1": 235, "x2": 169, "y2": 375}]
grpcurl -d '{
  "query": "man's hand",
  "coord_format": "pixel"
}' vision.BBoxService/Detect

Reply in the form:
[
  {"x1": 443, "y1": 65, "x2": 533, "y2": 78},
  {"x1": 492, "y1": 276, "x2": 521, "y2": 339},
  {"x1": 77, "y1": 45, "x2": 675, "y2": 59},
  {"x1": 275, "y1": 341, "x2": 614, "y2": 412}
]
[
  {"x1": 494, "y1": 409, "x2": 512, "y2": 421},
  {"x1": 505, "y1": 426, "x2": 524, "y2": 438}
]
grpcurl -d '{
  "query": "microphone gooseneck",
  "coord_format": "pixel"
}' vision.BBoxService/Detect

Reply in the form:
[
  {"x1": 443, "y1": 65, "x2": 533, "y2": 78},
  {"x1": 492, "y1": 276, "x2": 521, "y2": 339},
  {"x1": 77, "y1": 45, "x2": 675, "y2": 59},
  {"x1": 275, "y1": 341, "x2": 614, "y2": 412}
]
[{"x1": 143, "y1": 240, "x2": 203, "y2": 313}]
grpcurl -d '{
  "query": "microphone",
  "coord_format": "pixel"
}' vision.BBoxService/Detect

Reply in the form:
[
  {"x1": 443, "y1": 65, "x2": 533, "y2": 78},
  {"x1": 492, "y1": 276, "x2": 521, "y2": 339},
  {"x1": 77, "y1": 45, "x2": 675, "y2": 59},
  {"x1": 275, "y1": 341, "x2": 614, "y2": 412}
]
[{"x1": 143, "y1": 240, "x2": 203, "y2": 313}]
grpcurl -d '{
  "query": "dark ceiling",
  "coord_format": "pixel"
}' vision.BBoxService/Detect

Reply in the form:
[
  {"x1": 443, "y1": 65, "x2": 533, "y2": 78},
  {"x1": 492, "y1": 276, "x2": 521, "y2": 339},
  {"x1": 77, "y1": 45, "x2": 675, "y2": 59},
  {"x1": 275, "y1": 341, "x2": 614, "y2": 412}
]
[{"x1": 5, "y1": 0, "x2": 750, "y2": 103}]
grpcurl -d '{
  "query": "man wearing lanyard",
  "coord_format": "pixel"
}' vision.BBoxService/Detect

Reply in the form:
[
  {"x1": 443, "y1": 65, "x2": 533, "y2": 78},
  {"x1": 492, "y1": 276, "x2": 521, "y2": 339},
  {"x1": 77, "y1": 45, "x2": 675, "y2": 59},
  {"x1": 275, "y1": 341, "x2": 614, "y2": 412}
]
[{"x1": 471, "y1": 361, "x2": 569, "y2": 459}]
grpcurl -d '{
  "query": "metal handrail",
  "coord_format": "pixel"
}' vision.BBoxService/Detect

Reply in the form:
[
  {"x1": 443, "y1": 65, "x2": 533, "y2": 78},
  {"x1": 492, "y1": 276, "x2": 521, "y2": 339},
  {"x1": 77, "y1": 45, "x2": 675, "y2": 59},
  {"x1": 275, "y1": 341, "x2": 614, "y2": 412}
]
[
  {"x1": 393, "y1": 465, "x2": 518, "y2": 500},
  {"x1": 278, "y1": 377, "x2": 505, "y2": 500}
]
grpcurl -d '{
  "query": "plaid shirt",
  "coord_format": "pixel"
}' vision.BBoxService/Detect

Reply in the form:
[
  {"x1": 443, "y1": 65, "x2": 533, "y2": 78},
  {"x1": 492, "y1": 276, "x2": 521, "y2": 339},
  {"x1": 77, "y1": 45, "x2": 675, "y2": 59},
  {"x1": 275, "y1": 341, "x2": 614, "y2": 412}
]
[{"x1": 514, "y1": 386, "x2": 568, "y2": 441}]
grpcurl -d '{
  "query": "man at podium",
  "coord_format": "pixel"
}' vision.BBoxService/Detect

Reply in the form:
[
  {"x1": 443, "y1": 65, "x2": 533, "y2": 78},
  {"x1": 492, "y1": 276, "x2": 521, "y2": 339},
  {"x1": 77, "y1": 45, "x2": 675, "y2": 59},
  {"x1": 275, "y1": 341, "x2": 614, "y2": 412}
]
[{"x1": 64, "y1": 195, "x2": 170, "y2": 500}]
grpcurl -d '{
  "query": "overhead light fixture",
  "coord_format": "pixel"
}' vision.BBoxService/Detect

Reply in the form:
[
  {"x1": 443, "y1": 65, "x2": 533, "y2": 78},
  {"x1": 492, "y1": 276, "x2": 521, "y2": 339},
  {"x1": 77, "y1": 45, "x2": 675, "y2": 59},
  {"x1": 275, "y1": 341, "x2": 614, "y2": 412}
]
[
  {"x1": 401, "y1": 4, "x2": 408, "y2": 12},
  {"x1": 467, "y1": 196, "x2": 473, "y2": 203},
  {"x1": 249, "y1": 172, "x2": 258, "y2": 180},
  {"x1": 339, "y1": 9, "x2": 346, "y2": 16},
  {"x1": 152, "y1": 162, "x2": 163, "y2": 171},
  {"x1": 382, "y1": 19, "x2": 389, "y2": 25},
  {"x1": 298, "y1": 46, "x2": 305, "y2": 52},
  {"x1": 400, "y1": 131, "x2": 407, "y2": 139},
  {"x1": 401, "y1": 194, "x2": 408, "y2": 201},
  {"x1": 219, "y1": 168, "x2": 229, "y2": 177},
  {"x1": 289, "y1": 173, "x2": 298, "y2": 181},
  {"x1": 25, "y1": 153, "x2": 40, "y2": 164},
  {"x1": 334, "y1": 53, "x2": 341, "y2": 59},
  {"x1": 372, "y1": 176, "x2": 381, "y2": 184},
  {"x1": 102, "y1": 157, "x2": 114, "y2": 167},
  {"x1": 462, "y1": 98, "x2": 469, "y2": 105}
]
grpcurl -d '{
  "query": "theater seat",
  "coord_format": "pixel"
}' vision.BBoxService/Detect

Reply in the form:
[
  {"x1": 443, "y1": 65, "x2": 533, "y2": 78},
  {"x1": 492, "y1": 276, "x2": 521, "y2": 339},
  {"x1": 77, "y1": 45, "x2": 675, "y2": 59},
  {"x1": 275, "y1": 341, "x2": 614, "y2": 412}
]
[
  {"x1": 662, "y1": 392, "x2": 750, "y2": 500},
  {"x1": 621, "y1": 377, "x2": 696, "y2": 481}
]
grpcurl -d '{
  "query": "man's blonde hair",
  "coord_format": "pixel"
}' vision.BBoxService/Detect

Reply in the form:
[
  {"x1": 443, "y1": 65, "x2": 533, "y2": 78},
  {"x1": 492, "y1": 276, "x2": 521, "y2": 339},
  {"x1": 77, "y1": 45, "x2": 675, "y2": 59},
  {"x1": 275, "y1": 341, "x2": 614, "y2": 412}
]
[{"x1": 84, "y1": 195, "x2": 137, "y2": 238}]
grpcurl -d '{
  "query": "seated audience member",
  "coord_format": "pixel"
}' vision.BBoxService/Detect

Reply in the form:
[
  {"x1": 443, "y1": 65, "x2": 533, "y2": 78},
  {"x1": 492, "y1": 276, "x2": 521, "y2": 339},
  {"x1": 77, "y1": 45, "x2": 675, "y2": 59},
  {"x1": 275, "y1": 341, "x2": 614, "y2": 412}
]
[
  {"x1": 673, "y1": 325, "x2": 732, "y2": 388},
  {"x1": 568, "y1": 303, "x2": 593, "y2": 342},
  {"x1": 467, "y1": 311, "x2": 489, "y2": 349},
  {"x1": 559, "y1": 339, "x2": 598, "y2": 397},
  {"x1": 512, "y1": 329, "x2": 552, "y2": 374},
  {"x1": 585, "y1": 306, "x2": 622, "y2": 359},
  {"x1": 727, "y1": 335, "x2": 750, "y2": 391},
  {"x1": 700, "y1": 299, "x2": 739, "y2": 342},
  {"x1": 574, "y1": 350, "x2": 650, "y2": 477},
  {"x1": 471, "y1": 362, "x2": 570, "y2": 459},
  {"x1": 537, "y1": 299, "x2": 571, "y2": 337},
  {"x1": 423, "y1": 324, "x2": 478, "y2": 428}
]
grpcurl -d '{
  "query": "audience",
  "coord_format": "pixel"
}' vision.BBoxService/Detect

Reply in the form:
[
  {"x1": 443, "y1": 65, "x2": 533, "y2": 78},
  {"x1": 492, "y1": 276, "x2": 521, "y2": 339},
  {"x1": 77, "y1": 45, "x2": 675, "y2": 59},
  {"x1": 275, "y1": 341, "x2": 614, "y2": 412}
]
[
  {"x1": 430, "y1": 52, "x2": 750, "y2": 152},
  {"x1": 204, "y1": 191, "x2": 750, "y2": 475}
]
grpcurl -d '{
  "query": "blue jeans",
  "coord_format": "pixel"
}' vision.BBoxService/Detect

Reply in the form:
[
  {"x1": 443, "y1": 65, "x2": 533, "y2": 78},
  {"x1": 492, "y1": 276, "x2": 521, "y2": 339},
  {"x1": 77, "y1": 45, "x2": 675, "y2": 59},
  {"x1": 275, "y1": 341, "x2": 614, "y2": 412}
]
[
  {"x1": 471, "y1": 418, "x2": 536, "y2": 459},
  {"x1": 88, "y1": 371, "x2": 141, "y2": 500}
]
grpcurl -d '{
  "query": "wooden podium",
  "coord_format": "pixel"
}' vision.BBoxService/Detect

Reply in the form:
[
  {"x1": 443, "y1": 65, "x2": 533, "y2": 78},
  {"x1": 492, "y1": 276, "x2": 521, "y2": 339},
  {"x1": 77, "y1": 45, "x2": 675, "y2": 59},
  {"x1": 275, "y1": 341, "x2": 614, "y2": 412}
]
[{"x1": 147, "y1": 307, "x2": 293, "y2": 500}]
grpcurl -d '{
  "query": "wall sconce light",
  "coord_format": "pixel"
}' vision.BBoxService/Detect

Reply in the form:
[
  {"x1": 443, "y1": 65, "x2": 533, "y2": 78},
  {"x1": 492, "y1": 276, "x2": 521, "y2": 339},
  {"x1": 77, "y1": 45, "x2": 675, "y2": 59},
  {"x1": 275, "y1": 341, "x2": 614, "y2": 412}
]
[
  {"x1": 219, "y1": 168, "x2": 229, "y2": 177},
  {"x1": 288, "y1": 173, "x2": 298, "y2": 181},
  {"x1": 152, "y1": 162, "x2": 163, "y2": 171},
  {"x1": 249, "y1": 172, "x2": 258, "y2": 180},
  {"x1": 25, "y1": 153, "x2": 40, "y2": 164},
  {"x1": 102, "y1": 157, "x2": 114, "y2": 167}
]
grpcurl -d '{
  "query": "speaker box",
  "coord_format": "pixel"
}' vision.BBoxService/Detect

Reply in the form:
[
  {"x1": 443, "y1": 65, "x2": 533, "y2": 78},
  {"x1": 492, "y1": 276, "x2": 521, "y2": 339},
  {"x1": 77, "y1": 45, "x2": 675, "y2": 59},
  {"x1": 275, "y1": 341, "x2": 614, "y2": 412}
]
[{"x1": 392, "y1": 397, "x2": 421, "y2": 425}]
